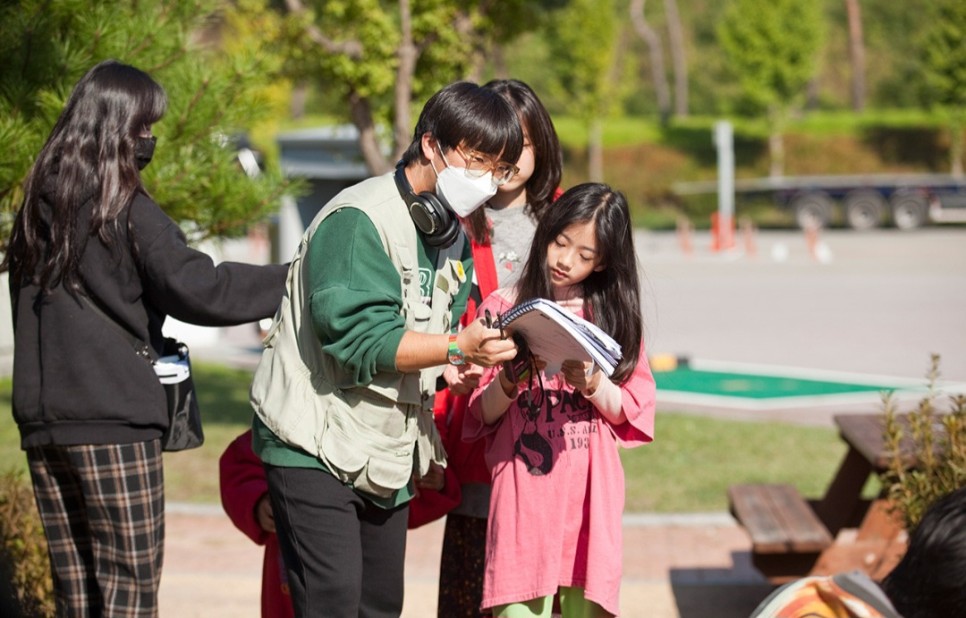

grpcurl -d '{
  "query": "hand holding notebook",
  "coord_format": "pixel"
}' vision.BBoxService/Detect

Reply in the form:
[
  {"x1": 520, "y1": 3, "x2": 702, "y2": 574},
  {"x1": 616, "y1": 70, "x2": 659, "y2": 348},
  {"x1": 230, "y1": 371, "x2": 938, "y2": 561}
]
[{"x1": 495, "y1": 298, "x2": 621, "y2": 377}]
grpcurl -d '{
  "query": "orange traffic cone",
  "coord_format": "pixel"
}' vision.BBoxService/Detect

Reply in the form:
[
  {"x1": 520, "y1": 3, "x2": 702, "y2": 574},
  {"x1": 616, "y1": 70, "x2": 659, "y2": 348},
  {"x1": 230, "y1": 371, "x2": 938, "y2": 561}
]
[
  {"x1": 740, "y1": 217, "x2": 757, "y2": 258},
  {"x1": 711, "y1": 213, "x2": 735, "y2": 252},
  {"x1": 677, "y1": 215, "x2": 694, "y2": 256}
]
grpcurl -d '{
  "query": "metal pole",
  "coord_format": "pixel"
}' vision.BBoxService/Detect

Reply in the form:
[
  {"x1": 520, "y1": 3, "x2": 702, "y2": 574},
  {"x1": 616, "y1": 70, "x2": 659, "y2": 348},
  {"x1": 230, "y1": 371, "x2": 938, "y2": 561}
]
[{"x1": 713, "y1": 120, "x2": 735, "y2": 250}]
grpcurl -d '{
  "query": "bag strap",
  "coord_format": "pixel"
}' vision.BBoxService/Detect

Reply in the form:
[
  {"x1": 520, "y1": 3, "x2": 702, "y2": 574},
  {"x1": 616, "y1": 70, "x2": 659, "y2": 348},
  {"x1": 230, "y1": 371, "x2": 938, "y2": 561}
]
[{"x1": 80, "y1": 294, "x2": 153, "y2": 363}]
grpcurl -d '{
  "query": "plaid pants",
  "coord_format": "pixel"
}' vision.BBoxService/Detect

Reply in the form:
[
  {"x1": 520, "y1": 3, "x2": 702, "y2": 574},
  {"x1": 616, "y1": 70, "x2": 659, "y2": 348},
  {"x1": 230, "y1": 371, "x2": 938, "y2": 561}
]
[{"x1": 27, "y1": 440, "x2": 165, "y2": 618}]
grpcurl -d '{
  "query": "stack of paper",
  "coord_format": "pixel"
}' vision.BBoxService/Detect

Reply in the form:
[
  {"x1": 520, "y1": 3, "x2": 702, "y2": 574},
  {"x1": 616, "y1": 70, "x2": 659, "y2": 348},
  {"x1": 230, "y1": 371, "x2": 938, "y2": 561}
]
[{"x1": 497, "y1": 298, "x2": 622, "y2": 376}]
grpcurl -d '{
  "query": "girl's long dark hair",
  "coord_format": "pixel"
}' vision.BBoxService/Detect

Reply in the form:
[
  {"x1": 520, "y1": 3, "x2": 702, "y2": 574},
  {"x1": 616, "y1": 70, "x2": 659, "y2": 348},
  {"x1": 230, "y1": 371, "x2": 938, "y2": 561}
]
[
  {"x1": 515, "y1": 183, "x2": 643, "y2": 383},
  {"x1": 465, "y1": 79, "x2": 563, "y2": 244},
  {"x1": 3, "y1": 60, "x2": 167, "y2": 293}
]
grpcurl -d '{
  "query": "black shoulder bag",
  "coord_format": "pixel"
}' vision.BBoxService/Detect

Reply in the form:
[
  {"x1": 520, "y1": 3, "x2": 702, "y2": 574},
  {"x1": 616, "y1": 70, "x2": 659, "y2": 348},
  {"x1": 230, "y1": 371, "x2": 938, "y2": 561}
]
[{"x1": 82, "y1": 296, "x2": 204, "y2": 451}]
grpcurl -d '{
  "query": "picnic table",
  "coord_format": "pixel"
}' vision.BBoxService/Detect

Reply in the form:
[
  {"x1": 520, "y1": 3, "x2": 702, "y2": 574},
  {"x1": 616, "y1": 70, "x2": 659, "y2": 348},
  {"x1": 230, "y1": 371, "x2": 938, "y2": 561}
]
[{"x1": 729, "y1": 413, "x2": 911, "y2": 584}]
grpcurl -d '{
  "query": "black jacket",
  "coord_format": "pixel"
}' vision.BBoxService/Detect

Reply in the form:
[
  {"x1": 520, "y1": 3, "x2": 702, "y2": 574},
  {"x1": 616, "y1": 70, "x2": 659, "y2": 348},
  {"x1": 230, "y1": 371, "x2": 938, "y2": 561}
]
[{"x1": 10, "y1": 189, "x2": 287, "y2": 448}]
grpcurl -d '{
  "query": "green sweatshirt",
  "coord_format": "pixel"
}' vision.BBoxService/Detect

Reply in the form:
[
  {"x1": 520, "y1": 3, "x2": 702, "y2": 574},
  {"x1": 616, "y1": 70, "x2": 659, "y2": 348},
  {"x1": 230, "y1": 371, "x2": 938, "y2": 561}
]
[{"x1": 254, "y1": 207, "x2": 473, "y2": 507}]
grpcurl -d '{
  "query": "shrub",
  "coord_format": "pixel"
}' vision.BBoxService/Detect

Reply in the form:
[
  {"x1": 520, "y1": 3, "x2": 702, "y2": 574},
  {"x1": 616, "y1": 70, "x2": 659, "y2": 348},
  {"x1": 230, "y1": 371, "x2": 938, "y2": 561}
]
[
  {"x1": 0, "y1": 470, "x2": 54, "y2": 617},
  {"x1": 880, "y1": 354, "x2": 966, "y2": 530}
]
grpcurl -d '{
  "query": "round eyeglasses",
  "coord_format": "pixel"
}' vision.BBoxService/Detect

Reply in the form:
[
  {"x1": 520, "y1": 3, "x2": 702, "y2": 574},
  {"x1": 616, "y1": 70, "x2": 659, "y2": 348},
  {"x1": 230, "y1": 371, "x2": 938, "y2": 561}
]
[{"x1": 453, "y1": 145, "x2": 520, "y2": 186}]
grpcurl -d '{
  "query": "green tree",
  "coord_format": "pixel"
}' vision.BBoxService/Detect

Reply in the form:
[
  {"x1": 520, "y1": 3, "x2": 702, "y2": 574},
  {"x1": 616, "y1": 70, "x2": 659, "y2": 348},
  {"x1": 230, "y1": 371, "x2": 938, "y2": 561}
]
[
  {"x1": 546, "y1": 0, "x2": 624, "y2": 182},
  {"x1": 844, "y1": 0, "x2": 867, "y2": 112},
  {"x1": 664, "y1": 0, "x2": 689, "y2": 117},
  {"x1": 861, "y1": 2, "x2": 931, "y2": 109},
  {"x1": 266, "y1": 0, "x2": 544, "y2": 174},
  {"x1": 919, "y1": 0, "x2": 966, "y2": 177},
  {"x1": 0, "y1": 0, "x2": 291, "y2": 246},
  {"x1": 630, "y1": 0, "x2": 671, "y2": 123},
  {"x1": 717, "y1": 0, "x2": 823, "y2": 177}
]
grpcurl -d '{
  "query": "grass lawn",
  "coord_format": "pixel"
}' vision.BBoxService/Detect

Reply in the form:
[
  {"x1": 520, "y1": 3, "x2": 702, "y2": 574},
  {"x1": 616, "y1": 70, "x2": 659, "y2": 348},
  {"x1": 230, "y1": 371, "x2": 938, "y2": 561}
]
[
  {"x1": 0, "y1": 363, "x2": 258, "y2": 505},
  {"x1": 621, "y1": 414, "x2": 862, "y2": 512},
  {"x1": 0, "y1": 362, "x2": 867, "y2": 512}
]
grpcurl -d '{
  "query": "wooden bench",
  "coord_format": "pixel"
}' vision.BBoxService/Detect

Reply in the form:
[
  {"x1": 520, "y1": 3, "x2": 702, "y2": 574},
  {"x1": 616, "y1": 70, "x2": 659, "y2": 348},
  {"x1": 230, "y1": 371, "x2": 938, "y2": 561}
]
[{"x1": 728, "y1": 483, "x2": 834, "y2": 583}]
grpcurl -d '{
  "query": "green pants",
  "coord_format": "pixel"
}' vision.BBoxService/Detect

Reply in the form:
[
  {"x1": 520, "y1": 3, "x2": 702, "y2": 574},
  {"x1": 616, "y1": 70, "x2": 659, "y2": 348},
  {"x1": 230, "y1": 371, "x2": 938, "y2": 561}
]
[{"x1": 492, "y1": 587, "x2": 611, "y2": 618}]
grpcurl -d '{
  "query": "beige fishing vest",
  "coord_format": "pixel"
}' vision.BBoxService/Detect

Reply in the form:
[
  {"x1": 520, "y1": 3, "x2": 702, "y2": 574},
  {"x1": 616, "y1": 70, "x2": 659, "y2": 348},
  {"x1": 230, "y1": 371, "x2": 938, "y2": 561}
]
[{"x1": 250, "y1": 173, "x2": 467, "y2": 498}]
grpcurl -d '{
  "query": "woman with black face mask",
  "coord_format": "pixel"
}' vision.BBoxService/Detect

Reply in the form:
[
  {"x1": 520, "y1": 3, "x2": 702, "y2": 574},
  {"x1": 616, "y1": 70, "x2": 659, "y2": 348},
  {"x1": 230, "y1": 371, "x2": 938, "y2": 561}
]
[{"x1": 1, "y1": 59, "x2": 287, "y2": 617}]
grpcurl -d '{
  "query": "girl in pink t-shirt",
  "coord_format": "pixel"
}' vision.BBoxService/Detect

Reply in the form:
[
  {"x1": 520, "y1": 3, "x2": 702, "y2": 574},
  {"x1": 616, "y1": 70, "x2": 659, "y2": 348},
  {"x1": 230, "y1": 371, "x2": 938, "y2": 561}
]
[{"x1": 465, "y1": 183, "x2": 656, "y2": 617}]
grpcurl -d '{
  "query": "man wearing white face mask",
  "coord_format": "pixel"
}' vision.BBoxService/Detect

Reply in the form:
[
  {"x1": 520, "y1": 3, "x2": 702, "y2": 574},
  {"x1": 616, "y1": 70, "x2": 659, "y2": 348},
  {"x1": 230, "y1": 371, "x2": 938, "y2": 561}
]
[
  {"x1": 432, "y1": 142, "x2": 520, "y2": 218},
  {"x1": 250, "y1": 81, "x2": 524, "y2": 618}
]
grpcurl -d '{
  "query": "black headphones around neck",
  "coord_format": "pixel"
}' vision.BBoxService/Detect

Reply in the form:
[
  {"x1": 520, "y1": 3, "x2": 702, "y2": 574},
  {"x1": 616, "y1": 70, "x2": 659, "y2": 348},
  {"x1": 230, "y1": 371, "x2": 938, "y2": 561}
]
[{"x1": 394, "y1": 162, "x2": 461, "y2": 249}]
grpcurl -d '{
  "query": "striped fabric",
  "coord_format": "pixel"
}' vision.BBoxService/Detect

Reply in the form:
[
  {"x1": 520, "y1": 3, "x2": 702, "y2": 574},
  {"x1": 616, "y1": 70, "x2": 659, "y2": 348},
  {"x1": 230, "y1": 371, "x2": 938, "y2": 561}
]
[{"x1": 27, "y1": 440, "x2": 165, "y2": 617}]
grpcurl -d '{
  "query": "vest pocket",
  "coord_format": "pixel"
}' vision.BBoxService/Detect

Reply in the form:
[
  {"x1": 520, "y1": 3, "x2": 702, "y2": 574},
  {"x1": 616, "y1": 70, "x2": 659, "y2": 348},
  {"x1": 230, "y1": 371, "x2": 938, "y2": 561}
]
[
  {"x1": 318, "y1": 408, "x2": 369, "y2": 474},
  {"x1": 409, "y1": 300, "x2": 433, "y2": 328},
  {"x1": 318, "y1": 402, "x2": 416, "y2": 497},
  {"x1": 363, "y1": 450, "x2": 415, "y2": 494}
]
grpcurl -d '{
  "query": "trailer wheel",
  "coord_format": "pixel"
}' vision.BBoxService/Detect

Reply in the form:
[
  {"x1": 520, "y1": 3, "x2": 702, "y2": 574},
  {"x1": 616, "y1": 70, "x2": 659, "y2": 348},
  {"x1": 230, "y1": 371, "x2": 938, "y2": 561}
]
[
  {"x1": 844, "y1": 189, "x2": 886, "y2": 231},
  {"x1": 792, "y1": 192, "x2": 833, "y2": 230},
  {"x1": 890, "y1": 191, "x2": 928, "y2": 230}
]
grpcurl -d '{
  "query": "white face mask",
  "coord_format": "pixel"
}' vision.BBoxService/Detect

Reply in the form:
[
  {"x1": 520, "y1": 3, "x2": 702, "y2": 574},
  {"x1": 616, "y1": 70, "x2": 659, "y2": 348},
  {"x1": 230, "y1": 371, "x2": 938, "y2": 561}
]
[{"x1": 433, "y1": 147, "x2": 498, "y2": 218}]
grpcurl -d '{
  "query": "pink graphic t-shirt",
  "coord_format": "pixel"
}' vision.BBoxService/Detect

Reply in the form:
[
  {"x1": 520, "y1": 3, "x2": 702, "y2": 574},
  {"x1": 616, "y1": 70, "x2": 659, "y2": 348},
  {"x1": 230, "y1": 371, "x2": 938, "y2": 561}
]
[{"x1": 464, "y1": 290, "x2": 656, "y2": 615}]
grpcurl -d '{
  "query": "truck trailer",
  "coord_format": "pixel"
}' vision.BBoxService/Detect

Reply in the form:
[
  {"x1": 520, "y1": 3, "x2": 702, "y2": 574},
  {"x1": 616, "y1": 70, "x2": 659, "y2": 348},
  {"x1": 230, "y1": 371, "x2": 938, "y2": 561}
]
[{"x1": 673, "y1": 174, "x2": 966, "y2": 230}]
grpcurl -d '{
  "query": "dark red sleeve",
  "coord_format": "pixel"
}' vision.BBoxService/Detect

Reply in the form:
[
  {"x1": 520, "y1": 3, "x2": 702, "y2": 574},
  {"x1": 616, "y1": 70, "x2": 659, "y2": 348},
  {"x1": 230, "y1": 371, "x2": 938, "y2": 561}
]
[
  {"x1": 407, "y1": 463, "x2": 463, "y2": 529},
  {"x1": 219, "y1": 429, "x2": 271, "y2": 546}
]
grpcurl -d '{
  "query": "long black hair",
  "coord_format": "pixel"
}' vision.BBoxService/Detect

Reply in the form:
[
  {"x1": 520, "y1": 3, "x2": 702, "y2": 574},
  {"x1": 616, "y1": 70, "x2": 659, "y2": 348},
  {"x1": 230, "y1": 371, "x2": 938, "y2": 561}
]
[
  {"x1": 484, "y1": 79, "x2": 562, "y2": 221},
  {"x1": 3, "y1": 59, "x2": 167, "y2": 293},
  {"x1": 515, "y1": 182, "x2": 643, "y2": 383},
  {"x1": 464, "y1": 79, "x2": 563, "y2": 244}
]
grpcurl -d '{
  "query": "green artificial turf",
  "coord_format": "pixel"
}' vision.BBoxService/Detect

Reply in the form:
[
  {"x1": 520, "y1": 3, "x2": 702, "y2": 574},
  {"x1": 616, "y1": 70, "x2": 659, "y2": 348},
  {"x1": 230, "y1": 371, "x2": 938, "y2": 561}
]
[{"x1": 654, "y1": 366, "x2": 902, "y2": 400}]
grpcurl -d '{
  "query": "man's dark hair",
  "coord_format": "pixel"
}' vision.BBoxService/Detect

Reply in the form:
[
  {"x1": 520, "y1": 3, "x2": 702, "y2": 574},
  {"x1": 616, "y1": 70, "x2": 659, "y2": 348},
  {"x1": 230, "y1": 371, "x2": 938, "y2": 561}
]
[
  {"x1": 881, "y1": 485, "x2": 966, "y2": 618},
  {"x1": 399, "y1": 81, "x2": 522, "y2": 167}
]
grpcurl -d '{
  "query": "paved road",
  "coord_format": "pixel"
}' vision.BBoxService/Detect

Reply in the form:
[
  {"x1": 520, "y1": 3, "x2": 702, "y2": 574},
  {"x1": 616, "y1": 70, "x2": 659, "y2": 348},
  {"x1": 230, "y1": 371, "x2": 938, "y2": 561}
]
[
  {"x1": 633, "y1": 227, "x2": 966, "y2": 422},
  {"x1": 161, "y1": 505, "x2": 772, "y2": 618}
]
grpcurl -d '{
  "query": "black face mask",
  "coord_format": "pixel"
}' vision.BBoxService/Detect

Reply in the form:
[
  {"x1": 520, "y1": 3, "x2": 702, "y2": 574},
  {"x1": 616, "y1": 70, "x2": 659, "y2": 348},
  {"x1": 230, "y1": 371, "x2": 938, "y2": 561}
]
[{"x1": 134, "y1": 136, "x2": 157, "y2": 170}]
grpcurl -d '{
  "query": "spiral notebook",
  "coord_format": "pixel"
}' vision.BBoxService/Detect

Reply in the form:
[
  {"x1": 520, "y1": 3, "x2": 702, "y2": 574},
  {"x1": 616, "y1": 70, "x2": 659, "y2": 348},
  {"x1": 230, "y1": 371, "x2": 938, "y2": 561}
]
[{"x1": 496, "y1": 298, "x2": 622, "y2": 376}]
